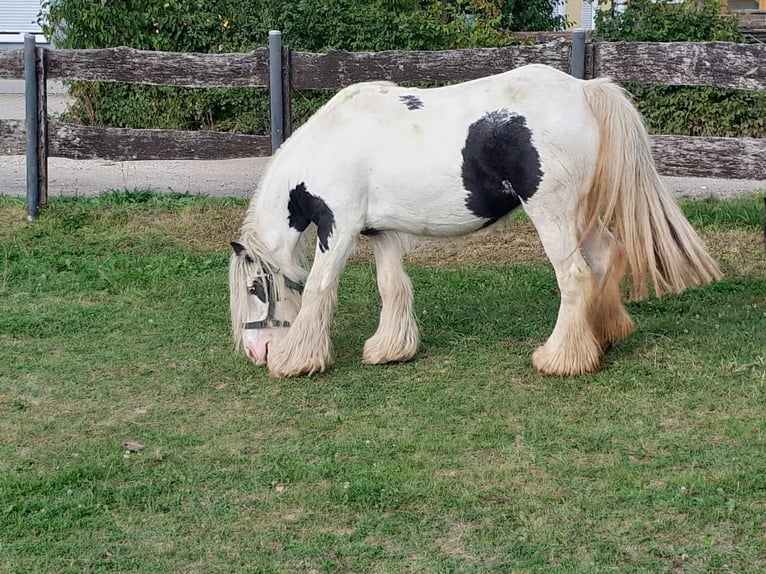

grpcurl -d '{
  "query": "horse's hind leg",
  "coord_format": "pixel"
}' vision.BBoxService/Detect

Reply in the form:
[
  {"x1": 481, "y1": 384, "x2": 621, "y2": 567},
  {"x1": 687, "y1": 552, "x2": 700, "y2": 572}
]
[
  {"x1": 363, "y1": 232, "x2": 420, "y2": 365},
  {"x1": 582, "y1": 224, "x2": 634, "y2": 349},
  {"x1": 267, "y1": 232, "x2": 358, "y2": 378},
  {"x1": 524, "y1": 198, "x2": 602, "y2": 376}
]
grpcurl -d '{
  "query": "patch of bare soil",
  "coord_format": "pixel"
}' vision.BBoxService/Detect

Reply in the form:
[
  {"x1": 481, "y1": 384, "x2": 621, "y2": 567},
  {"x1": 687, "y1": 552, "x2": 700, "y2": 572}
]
[
  {"x1": 124, "y1": 205, "x2": 764, "y2": 280},
  {"x1": 704, "y1": 230, "x2": 766, "y2": 277},
  {"x1": 357, "y1": 222, "x2": 764, "y2": 279},
  {"x1": 352, "y1": 218, "x2": 547, "y2": 268},
  {"x1": 123, "y1": 205, "x2": 245, "y2": 253}
]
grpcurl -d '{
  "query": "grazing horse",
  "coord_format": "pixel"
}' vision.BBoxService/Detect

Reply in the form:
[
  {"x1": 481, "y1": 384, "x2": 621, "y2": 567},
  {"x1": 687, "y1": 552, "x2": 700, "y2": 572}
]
[{"x1": 229, "y1": 64, "x2": 722, "y2": 378}]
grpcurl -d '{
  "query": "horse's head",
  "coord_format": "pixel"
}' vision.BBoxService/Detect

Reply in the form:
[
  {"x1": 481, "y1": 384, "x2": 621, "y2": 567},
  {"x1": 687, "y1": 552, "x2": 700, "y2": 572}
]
[{"x1": 229, "y1": 241, "x2": 303, "y2": 365}]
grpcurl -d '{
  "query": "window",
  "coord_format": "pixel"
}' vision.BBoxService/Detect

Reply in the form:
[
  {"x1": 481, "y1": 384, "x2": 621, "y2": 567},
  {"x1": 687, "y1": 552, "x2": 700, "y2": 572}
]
[
  {"x1": 581, "y1": 1, "x2": 597, "y2": 30},
  {"x1": 550, "y1": 0, "x2": 567, "y2": 19}
]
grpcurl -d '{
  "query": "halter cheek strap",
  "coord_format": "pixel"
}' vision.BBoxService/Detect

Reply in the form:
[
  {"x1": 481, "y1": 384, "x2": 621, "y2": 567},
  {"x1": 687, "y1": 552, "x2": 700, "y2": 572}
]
[{"x1": 243, "y1": 269, "x2": 304, "y2": 330}]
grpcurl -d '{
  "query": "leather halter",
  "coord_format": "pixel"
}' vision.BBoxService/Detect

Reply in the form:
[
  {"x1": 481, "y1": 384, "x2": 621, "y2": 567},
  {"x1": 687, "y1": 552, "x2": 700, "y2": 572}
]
[{"x1": 243, "y1": 267, "x2": 304, "y2": 330}]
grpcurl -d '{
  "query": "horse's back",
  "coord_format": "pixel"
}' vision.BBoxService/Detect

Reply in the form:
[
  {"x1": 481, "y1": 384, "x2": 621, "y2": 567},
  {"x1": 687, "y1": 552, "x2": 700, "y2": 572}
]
[{"x1": 317, "y1": 65, "x2": 594, "y2": 151}]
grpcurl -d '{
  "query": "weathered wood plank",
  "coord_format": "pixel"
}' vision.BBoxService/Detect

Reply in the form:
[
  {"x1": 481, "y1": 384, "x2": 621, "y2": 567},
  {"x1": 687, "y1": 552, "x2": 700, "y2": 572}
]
[
  {"x1": 37, "y1": 48, "x2": 49, "y2": 205},
  {"x1": 513, "y1": 31, "x2": 585, "y2": 43},
  {"x1": 47, "y1": 121, "x2": 271, "y2": 161},
  {"x1": 0, "y1": 49, "x2": 23, "y2": 80},
  {"x1": 290, "y1": 40, "x2": 572, "y2": 89},
  {"x1": 282, "y1": 45, "x2": 293, "y2": 139},
  {"x1": 6, "y1": 120, "x2": 765, "y2": 182},
  {"x1": 737, "y1": 10, "x2": 766, "y2": 30},
  {"x1": 46, "y1": 47, "x2": 270, "y2": 88},
  {"x1": 651, "y1": 134, "x2": 766, "y2": 180},
  {"x1": 0, "y1": 119, "x2": 25, "y2": 155},
  {"x1": 596, "y1": 42, "x2": 766, "y2": 91}
]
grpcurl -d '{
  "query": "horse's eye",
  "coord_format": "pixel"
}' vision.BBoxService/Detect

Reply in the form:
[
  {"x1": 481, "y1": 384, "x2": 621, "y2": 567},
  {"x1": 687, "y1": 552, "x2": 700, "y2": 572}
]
[{"x1": 248, "y1": 281, "x2": 267, "y2": 302}]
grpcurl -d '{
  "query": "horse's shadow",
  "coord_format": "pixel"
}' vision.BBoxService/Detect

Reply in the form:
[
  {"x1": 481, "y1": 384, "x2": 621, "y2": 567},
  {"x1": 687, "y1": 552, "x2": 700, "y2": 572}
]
[{"x1": 333, "y1": 264, "x2": 763, "y2": 372}]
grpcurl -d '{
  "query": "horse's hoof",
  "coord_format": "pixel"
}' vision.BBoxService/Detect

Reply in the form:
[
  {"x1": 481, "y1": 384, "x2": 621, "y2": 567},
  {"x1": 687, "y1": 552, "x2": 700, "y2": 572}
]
[
  {"x1": 267, "y1": 360, "x2": 327, "y2": 378},
  {"x1": 362, "y1": 342, "x2": 418, "y2": 365},
  {"x1": 267, "y1": 351, "x2": 332, "y2": 378},
  {"x1": 532, "y1": 340, "x2": 602, "y2": 377}
]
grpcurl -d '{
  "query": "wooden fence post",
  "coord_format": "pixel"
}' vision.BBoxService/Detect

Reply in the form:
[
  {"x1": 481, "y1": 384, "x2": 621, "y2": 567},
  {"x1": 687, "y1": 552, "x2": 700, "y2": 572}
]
[
  {"x1": 24, "y1": 33, "x2": 39, "y2": 220},
  {"x1": 36, "y1": 45, "x2": 48, "y2": 206},
  {"x1": 281, "y1": 44, "x2": 292, "y2": 140},
  {"x1": 268, "y1": 30, "x2": 284, "y2": 153}
]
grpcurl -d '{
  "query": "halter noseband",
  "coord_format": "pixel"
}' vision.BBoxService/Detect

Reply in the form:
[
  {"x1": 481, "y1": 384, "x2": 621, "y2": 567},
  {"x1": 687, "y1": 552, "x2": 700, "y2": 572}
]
[{"x1": 243, "y1": 266, "x2": 304, "y2": 330}]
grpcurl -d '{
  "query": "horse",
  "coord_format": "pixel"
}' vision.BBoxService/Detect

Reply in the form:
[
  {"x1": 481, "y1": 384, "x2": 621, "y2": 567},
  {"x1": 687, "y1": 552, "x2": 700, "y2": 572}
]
[{"x1": 229, "y1": 63, "x2": 722, "y2": 378}]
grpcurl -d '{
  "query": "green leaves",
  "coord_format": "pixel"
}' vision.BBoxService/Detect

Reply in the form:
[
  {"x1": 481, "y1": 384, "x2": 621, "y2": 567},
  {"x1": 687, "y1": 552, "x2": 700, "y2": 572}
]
[
  {"x1": 43, "y1": 1, "x2": 564, "y2": 133},
  {"x1": 596, "y1": 0, "x2": 765, "y2": 138},
  {"x1": 596, "y1": 0, "x2": 741, "y2": 43}
]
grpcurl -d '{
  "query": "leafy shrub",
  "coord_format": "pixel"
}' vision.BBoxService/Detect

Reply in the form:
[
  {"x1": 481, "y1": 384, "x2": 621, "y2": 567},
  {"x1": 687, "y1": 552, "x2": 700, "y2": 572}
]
[
  {"x1": 596, "y1": 0, "x2": 766, "y2": 137},
  {"x1": 41, "y1": 0, "x2": 564, "y2": 133}
]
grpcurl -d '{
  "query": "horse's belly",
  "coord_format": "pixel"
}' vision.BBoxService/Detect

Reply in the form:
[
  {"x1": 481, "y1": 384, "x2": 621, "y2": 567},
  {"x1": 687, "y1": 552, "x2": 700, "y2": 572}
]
[
  {"x1": 366, "y1": 175, "x2": 489, "y2": 237},
  {"x1": 368, "y1": 211, "x2": 486, "y2": 237}
]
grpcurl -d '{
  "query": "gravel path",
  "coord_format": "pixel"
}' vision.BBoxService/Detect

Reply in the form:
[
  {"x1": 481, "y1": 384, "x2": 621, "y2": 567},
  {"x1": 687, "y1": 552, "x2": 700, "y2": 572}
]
[{"x1": 0, "y1": 154, "x2": 763, "y2": 200}]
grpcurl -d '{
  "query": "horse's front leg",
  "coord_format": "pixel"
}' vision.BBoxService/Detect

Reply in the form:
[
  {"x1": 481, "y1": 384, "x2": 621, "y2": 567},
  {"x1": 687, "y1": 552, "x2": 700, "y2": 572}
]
[
  {"x1": 267, "y1": 233, "x2": 357, "y2": 378},
  {"x1": 363, "y1": 232, "x2": 419, "y2": 364}
]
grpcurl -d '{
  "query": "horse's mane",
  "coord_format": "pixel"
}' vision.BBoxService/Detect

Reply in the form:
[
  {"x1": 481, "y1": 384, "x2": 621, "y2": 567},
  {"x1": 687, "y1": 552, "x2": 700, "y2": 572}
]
[{"x1": 229, "y1": 251, "x2": 255, "y2": 351}]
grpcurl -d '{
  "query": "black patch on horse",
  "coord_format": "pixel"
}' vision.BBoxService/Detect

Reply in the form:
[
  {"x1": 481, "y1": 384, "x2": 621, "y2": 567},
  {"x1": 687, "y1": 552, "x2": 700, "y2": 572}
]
[
  {"x1": 461, "y1": 110, "x2": 543, "y2": 225},
  {"x1": 399, "y1": 95, "x2": 424, "y2": 111},
  {"x1": 287, "y1": 182, "x2": 336, "y2": 252}
]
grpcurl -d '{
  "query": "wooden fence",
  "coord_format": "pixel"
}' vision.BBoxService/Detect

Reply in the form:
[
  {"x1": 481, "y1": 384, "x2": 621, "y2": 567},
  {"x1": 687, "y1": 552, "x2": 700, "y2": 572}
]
[{"x1": 1, "y1": 34, "x2": 766, "y2": 210}]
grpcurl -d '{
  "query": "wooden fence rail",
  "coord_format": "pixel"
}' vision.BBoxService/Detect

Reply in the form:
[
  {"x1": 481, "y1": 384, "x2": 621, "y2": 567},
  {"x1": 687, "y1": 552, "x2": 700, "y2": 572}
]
[
  {"x1": 288, "y1": 40, "x2": 573, "y2": 89},
  {"x1": 1, "y1": 35, "x2": 765, "y2": 213},
  {"x1": 45, "y1": 47, "x2": 271, "y2": 88},
  {"x1": 595, "y1": 41, "x2": 766, "y2": 91}
]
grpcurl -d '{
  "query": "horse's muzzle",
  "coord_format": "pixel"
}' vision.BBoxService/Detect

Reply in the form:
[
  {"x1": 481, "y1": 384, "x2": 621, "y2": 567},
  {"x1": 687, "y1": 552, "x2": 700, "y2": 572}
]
[{"x1": 244, "y1": 340, "x2": 269, "y2": 365}]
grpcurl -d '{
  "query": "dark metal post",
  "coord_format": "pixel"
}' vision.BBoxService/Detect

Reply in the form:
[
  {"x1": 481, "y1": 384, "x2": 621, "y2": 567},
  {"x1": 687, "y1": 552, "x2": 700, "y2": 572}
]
[
  {"x1": 24, "y1": 33, "x2": 39, "y2": 220},
  {"x1": 268, "y1": 30, "x2": 284, "y2": 153},
  {"x1": 570, "y1": 28, "x2": 586, "y2": 79}
]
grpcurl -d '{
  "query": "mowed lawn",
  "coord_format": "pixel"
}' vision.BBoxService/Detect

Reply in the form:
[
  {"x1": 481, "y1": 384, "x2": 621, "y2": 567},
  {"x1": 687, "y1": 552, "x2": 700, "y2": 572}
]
[{"x1": 1, "y1": 191, "x2": 764, "y2": 573}]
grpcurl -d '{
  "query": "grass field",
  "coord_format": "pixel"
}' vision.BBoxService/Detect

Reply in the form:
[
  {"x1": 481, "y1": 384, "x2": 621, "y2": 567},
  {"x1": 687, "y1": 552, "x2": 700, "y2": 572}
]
[{"x1": 1, "y1": 191, "x2": 764, "y2": 573}]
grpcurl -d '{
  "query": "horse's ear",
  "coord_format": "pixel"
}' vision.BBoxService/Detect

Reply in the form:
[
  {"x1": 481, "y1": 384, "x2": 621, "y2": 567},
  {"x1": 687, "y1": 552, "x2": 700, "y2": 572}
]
[{"x1": 231, "y1": 241, "x2": 246, "y2": 256}]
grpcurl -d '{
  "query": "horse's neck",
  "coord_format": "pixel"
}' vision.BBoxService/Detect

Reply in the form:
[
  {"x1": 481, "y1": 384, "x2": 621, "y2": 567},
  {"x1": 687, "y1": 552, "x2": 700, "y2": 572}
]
[{"x1": 243, "y1": 187, "x2": 304, "y2": 279}]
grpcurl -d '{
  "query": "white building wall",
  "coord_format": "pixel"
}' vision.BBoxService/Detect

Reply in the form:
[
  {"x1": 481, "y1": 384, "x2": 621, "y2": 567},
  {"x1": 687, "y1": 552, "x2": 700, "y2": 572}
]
[
  {"x1": 0, "y1": 0, "x2": 44, "y2": 33},
  {"x1": 0, "y1": 0, "x2": 48, "y2": 46}
]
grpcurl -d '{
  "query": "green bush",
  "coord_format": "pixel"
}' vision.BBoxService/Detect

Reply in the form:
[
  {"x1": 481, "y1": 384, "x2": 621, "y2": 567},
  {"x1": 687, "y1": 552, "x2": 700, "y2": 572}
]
[
  {"x1": 596, "y1": 0, "x2": 766, "y2": 137},
  {"x1": 42, "y1": 0, "x2": 564, "y2": 133}
]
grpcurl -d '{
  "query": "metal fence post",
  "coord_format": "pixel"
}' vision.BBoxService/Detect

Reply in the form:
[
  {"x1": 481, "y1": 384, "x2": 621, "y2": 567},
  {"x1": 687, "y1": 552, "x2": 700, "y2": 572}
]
[
  {"x1": 24, "y1": 33, "x2": 39, "y2": 220},
  {"x1": 268, "y1": 30, "x2": 284, "y2": 153},
  {"x1": 570, "y1": 28, "x2": 586, "y2": 79}
]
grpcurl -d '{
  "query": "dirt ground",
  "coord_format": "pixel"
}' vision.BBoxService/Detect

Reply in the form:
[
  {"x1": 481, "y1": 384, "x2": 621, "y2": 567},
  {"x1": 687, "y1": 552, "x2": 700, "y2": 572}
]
[{"x1": 1, "y1": 154, "x2": 764, "y2": 200}]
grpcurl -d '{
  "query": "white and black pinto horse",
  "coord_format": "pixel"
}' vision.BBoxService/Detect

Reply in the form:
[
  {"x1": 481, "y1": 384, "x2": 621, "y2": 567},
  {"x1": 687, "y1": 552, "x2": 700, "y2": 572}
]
[{"x1": 229, "y1": 64, "x2": 721, "y2": 378}]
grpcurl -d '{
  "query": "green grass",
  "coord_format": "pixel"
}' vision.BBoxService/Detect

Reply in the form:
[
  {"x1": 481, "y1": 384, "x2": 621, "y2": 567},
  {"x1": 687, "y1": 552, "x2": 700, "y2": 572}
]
[{"x1": 1, "y1": 191, "x2": 765, "y2": 573}]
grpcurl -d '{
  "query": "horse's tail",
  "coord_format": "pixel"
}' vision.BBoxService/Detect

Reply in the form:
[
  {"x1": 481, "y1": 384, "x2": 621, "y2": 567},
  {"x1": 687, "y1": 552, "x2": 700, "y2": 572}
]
[{"x1": 580, "y1": 78, "x2": 722, "y2": 300}]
